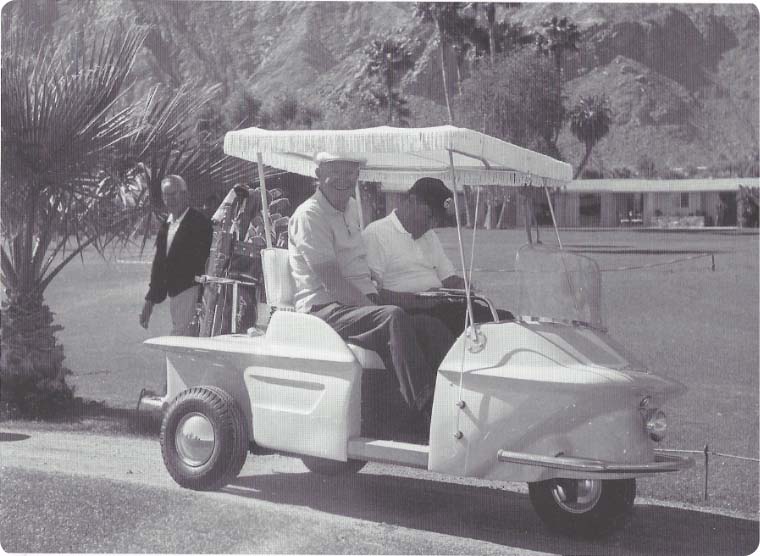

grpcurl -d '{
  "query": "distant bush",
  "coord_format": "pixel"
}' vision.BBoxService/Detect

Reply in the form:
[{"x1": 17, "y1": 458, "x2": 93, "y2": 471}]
[{"x1": 455, "y1": 49, "x2": 563, "y2": 158}]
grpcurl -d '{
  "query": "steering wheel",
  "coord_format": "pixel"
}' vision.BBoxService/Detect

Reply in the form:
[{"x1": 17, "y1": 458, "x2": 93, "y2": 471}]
[{"x1": 415, "y1": 288, "x2": 470, "y2": 299}]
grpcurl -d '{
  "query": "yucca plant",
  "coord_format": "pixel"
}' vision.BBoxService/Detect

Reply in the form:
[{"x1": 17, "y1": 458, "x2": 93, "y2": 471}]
[{"x1": 0, "y1": 23, "x2": 148, "y2": 417}]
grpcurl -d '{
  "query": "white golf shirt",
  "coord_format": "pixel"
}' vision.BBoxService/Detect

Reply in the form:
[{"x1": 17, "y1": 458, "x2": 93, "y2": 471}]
[
  {"x1": 363, "y1": 211, "x2": 456, "y2": 293},
  {"x1": 288, "y1": 189, "x2": 376, "y2": 312}
]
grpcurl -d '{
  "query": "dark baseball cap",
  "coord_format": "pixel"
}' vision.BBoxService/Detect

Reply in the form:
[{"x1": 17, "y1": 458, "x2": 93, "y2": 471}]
[{"x1": 409, "y1": 177, "x2": 453, "y2": 218}]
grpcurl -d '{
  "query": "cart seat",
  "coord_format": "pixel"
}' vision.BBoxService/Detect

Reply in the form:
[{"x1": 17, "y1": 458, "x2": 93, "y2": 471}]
[
  {"x1": 261, "y1": 247, "x2": 297, "y2": 309},
  {"x1": 261, "y1": 247, "x2": 386, "y2": 370}
]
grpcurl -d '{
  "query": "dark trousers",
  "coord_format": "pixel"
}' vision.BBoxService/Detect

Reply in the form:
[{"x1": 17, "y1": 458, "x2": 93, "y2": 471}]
[
  {"x1": 411, "y1": 301, "x2": 514, "y2": 337},
  {"x1": 310, "y1": 303, "x2": 453, "y2": 412}
]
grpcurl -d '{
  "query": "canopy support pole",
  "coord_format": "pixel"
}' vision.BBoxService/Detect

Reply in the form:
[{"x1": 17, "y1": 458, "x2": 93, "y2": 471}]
[
  {"x1": 256, "y1": 152, "x2": 273, "y2": 250},
  {"x1": 447, "y1": 150, "x2": 477, "y2": 342},
  {"x1": 524, "y1": 195, "x2": 533, "y2": 244},
  {"x1": 355, "y1": 183, "x2": 365, "y2": 230},
  {"x1": 544, "y1": 183, "x2": 563, "y2": 250}
]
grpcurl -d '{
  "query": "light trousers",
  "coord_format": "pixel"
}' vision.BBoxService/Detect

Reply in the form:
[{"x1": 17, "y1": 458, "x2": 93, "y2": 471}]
[{"x1": 169, "y1": 285, "x2": 201, "y2": 336}]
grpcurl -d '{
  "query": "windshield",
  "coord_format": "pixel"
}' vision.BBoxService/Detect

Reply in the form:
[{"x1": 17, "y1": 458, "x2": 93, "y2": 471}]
[{"x1": 515, "y1": 244, "x2": 604, "y2": 329}]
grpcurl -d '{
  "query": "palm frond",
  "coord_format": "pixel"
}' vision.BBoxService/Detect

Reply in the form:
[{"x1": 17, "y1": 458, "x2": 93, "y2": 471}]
[{"x1": 1, "y1": 22, "x2": 148, "y2": 196}]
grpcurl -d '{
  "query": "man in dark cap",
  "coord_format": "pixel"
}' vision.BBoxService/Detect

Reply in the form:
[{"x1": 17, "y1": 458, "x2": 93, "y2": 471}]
[{"x1": 363, "y1": 177, "x2": 512, "y2": 336}]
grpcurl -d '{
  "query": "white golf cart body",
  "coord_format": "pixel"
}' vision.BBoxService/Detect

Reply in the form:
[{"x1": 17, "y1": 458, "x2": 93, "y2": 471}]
[{"x1": 144, "y1": 126, "x2": 692, "y2": 536}]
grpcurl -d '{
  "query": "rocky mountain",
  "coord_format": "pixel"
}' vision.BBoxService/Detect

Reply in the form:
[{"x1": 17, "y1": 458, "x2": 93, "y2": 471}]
[{"x1": 5, "y1": 1, "x2": 758, "y2": 175}]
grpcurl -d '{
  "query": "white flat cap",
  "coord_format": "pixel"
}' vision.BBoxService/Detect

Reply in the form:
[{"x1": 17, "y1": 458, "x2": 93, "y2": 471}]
[{"x1": 313, "y1": 152, "x2": 367, "y2": 166}]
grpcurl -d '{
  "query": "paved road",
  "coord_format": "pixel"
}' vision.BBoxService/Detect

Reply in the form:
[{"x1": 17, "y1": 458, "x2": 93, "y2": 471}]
[{"x1": 1, "y1": 428, "x2": 757, "y2": 555}]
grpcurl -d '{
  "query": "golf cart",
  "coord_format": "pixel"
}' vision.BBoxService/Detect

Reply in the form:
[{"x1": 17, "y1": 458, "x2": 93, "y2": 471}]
[{"x1": 144, "y1": 126, "x2": 693, "y2": 538}]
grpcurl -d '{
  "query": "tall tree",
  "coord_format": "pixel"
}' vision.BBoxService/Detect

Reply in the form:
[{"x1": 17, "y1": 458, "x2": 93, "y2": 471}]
[
  {"x1": 536, "y1": 15, "x2": 581, "y2": 139},
  {"x1": 481, "y1": 3, "x2": 524, "y2": 64},
  {"x1": 415, "y1": 2, "x2": 469, "y2": 124},
  {"x1": 486, "y1": 3, "x2": 497, "y2": 65},
  {"x1": 568, "y1": 95, "x2": 612, "y2": 179},
  {"x1": 1, "y1": 23, "x2": 148, "y2": 417},
  {"x1": 446, "y1": 10, "x2": 487, "y2": 94},
  {"x1": 363, "y1": 36, "x2": 415, "y2": 125}
]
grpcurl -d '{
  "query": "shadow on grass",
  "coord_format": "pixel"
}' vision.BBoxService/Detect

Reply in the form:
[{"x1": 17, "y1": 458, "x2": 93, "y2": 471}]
[
  {"x1": 226, "y1": 471, "x2": 759, "y2": 555},
  {"x1": 0, "y1": 397, "x2": 162, "y2": 438}
]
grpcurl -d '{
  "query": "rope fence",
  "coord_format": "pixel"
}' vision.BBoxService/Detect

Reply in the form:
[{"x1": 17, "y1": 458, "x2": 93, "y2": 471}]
[
  {"x1": 471, "y1": 252, "x2": 717, "y2": 273},
  {"x1": 658, "y1": 445, "x2": 760, "y2": 501}
]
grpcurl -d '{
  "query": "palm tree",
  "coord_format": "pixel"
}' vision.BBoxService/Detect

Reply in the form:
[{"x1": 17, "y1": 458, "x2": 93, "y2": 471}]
[
  {"x1": 447, "y1": 10, "x2": 487, "y2": 94},
  {"x1": 415, "y1": 2, "x2": 468, "y2": 124},
  {"x1": 363, "y1": 36, "x2": 414, "y2": 125},
  {"x1": 1, "y1": 23, "x2": 148, "y2": 416},
  {"x1": 568, "y1": 95, "x2": 612, "y2": 179},
  {"x1": 538, "y1": 16, "x2": 581, "y2": 77},
  {"x1": 537, "y1": 15, "x2": 581, "y2": 140},
  {"x1": 486, "y1": 3, "x2": 497, "y2": 65},
  {"x1": 481, "y1": 3, "x2": 523, "y2": 64}
]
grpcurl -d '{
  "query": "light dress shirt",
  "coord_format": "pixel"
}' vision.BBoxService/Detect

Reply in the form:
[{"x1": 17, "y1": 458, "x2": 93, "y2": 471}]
[
  {"x1": 362, "y1": 210, "x2": 456, "y2": 293},
  {"x1": 288, "y1": 189, "x2": 376, "y2": 312},
  {"x1": 166, "y1": 207, "x2": 189, "y2": 253}
]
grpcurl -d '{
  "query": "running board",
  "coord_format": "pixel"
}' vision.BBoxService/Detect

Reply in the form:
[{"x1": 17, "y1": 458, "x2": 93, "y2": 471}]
[
  {"x1": 497, "y1": 449, "x2": 694, "y2": 474},
  {"x1": 347, "y1": 437, "x2": 429, "y2": 469}
]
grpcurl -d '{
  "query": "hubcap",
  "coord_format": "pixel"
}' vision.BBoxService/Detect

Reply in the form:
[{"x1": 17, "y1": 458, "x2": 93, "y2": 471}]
[
  {"x1": 550, "y1": 479, "x2": 603, "y2": 514},
  {"x1": 175, "y1": 412, "x2": 215, "y2": 467}
]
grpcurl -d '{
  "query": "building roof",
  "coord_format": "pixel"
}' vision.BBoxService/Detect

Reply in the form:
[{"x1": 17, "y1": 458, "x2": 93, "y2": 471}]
[{"x1": 565, "y1": 178, "x2": 759, "y2": 193}]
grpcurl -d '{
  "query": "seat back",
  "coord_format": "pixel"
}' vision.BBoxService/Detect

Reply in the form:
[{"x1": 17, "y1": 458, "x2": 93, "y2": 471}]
[{"x1": 260, "y1": 247, "x2": 297, "y2": 309}]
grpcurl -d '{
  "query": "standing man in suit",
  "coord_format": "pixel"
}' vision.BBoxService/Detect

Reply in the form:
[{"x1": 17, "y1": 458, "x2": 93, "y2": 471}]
[{"x1": 139, "y1": 175, "x2": 213, "y2": 335}]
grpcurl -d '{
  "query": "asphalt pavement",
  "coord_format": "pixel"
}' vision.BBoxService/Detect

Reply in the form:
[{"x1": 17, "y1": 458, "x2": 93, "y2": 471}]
[{"x1": 1, "y1": 428, "x2": 757, "y2": 555}]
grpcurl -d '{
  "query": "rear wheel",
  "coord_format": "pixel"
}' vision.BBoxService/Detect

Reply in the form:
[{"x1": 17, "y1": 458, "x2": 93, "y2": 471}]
[
  {"x1": 300, "y1": 456, "x2": 367, "y2": 476},
  {"x1": 528, "y1": 478, "x2": 636, "y2": 538},
  {"x1": 160, "y1": 386, "x2": 248, "y2": 490}
]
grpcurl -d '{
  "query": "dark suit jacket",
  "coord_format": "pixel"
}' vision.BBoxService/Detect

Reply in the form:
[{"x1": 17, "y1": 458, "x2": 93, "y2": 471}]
[{"x1": 145, "y1": 207, "x2": 213, "y2": 304}]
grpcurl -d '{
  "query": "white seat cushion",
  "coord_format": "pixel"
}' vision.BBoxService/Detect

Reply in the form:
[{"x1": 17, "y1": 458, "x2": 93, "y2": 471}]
[
  {"x1": 261, "y1": 248, "x2": 297, "y2": 308},
  {"x1": 347, "y1": 344, "x2": 386, "y2": 370}
]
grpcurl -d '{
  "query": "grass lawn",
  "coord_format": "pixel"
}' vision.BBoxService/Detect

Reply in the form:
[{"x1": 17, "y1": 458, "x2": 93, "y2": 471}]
[{"x1": 42, "y1": 228, "x2": 759, "y2": 515}]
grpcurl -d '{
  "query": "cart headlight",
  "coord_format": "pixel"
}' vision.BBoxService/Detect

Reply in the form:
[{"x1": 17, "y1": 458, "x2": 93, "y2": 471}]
[{"x1": 644, "y1": 409, "x2": 667, "y2": 441}]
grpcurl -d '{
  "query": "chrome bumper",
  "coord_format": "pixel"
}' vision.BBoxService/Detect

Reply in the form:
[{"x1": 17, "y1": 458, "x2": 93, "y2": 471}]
[
  {"x1": 136, "y1": 389, "x2": 167, "y2": 414},
  {"x1": 496, "y1": 449, "x2": 694, "y2": 474}
]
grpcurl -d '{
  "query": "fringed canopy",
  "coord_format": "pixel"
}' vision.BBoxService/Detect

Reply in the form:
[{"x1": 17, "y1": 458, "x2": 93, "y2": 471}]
[{"x1": 223, "y1": 125, "x2": 573, "y2": 191}]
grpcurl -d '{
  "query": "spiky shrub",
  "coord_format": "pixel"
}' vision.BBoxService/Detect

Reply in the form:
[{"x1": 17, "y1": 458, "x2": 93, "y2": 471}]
[{"x1": 0, "y1": 23, "x2": 147, "y2": 418}]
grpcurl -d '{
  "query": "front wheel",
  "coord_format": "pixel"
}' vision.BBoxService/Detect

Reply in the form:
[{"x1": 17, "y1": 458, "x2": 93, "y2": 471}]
[
  {"x1": 528, "y1": 478, "x2": 636, "y2": 538},
  {"x1": 160, "y1": 386, "x2": 248, "y2": 490}
]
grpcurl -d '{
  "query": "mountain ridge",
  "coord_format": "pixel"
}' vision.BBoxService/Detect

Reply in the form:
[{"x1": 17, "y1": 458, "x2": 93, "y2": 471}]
[{"x1": 6, "y1": 1, "x2": 758, "y2": 175}]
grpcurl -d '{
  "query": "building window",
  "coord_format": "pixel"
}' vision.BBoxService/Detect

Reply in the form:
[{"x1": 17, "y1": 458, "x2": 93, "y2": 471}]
[{"x1": 680, "y1": 192, "x2": 689, "y2": 209}]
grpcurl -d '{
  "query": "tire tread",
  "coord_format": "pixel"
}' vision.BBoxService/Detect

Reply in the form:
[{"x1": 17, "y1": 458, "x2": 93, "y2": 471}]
[{"x1": 160, "y1": 386, "x2": 248, "y2": 491}]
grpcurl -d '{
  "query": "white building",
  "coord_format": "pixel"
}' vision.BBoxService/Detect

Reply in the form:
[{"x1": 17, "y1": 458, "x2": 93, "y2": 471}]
[{"x1": 378, "y1": 178, "x2": 759, "y2": 229}]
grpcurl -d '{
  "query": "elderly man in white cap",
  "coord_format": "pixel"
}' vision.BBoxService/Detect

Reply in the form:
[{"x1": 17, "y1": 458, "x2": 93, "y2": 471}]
[{"x1": 288, "y1": 153, "x2": 453, "y2": 422}]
